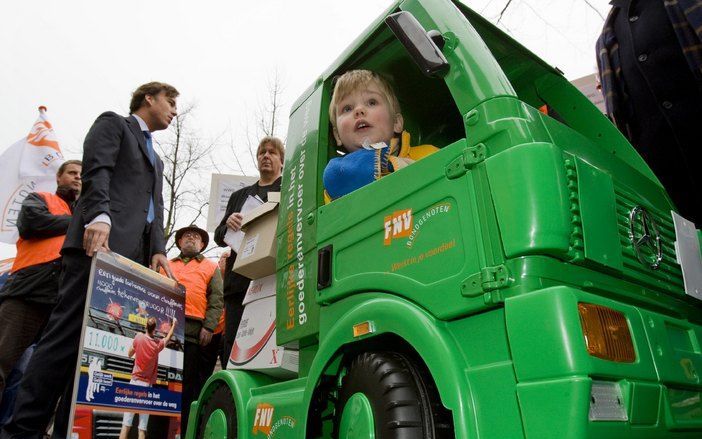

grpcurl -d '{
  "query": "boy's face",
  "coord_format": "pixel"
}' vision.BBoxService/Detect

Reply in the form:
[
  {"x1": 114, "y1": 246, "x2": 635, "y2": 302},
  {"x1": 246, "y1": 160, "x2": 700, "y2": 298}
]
[{"x1": 333, "y1": 83, "x2": 403, "y2": 152}]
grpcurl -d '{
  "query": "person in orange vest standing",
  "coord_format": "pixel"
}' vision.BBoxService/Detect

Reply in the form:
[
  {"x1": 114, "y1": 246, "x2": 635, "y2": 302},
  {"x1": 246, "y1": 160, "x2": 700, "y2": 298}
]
[
  {"x1": 0, "y1": 160, "x2": 82, "y2": 407},
  {"x1": 168, "y1": 225, "x2": 223, "y2": 434},
  {"x1": 195, "y1": 249, "x2": 228, "y2": 378}
]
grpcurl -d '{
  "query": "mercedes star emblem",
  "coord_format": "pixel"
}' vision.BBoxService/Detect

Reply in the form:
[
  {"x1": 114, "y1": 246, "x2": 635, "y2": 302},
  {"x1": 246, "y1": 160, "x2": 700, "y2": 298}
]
[{"x1": 628, "y1": 206, "x2": 662, "y2": 270}]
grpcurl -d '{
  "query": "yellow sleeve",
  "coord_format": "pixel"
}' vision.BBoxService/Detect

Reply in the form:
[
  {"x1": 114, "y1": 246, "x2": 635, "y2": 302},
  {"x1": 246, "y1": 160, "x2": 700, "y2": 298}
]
[
  {"x1": 398, "y1": 131, "x2": 439, "y2": 162},
  {"x1": 409, "y1": 144, "x2": 440, "y2": 161}
]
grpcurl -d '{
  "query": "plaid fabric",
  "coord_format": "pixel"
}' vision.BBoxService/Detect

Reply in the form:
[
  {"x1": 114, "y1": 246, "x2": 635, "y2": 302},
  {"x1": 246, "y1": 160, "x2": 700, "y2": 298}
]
[
  {"x1": 667, "y1": 0, "x2": 702, "y2": 72},
  {"x1": 596, "y1": 7, "x2": 623, "y2": 123},
  {"x1": 597, "y1": 0, "x2": 702, "y2": 126}
]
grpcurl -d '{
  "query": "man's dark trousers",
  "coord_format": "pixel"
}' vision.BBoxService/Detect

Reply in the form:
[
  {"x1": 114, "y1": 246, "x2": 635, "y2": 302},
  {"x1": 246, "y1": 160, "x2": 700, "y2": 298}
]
[
  {"x1": 0, "y1": 251, "x2": 91, "y2": 439},
  {"x1": 182, "y1": 330, "x2": 223, "y2": 432},
  {"x1": 222, "y1": 296, "x2": 245, "y2": 369},
  {"x1": 182, "y1": 340, "x2": 203, "y2": 435}
]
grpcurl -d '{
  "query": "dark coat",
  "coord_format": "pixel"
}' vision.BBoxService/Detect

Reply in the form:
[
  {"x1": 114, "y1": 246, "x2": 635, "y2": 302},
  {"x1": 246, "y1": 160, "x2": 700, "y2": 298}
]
[
  {"x1": 63, "y1": 112, "x2": 166, "y2": 260},
  {"x1": 214, "y1": 178, "x2": 281, "y2": 298},
  {"x1": 596, "y1": 0, "x2": 702, "y2": 224}
]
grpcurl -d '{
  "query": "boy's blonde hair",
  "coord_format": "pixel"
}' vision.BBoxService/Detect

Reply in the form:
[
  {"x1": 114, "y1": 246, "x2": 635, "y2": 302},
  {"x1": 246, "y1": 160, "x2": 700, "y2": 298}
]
[{"x1": 329, "y1": 70, "x2": 401, "y2": 132}]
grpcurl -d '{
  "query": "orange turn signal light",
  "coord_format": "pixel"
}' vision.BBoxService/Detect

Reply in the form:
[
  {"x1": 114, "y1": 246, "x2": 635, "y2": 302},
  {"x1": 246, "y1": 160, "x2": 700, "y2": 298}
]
[
  {"x1": 578, "y1": 303, "x2": 635, "y2": 363},
  {"x1": 352, "y1": 321, "x2": 375, "y2": 338}
]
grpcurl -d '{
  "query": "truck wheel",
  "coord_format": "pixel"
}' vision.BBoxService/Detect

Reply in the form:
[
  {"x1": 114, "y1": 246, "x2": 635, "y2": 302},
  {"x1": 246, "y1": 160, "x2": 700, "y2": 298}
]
[
  {"x1": 195, "y1": 383, "x2": 237, "y2": 439},
  {"x1": 335, "y1": 352, "x2": 453, "y2": 439}
]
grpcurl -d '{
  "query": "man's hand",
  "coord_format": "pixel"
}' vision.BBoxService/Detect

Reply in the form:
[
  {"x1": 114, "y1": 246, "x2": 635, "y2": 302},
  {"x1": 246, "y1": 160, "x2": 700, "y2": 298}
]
[
  {"x1": 83, "y1": 222, "x2": 111, "y2": 257},
  {"x1": 226, "y1": 212, "x2": 243, "y2": 231},
  {"x1": 151, "y1": 253, "x2": 173, "y2": 278},
  {"x1": 199, "y1": 328, "x2": 213, "y2": 347}
]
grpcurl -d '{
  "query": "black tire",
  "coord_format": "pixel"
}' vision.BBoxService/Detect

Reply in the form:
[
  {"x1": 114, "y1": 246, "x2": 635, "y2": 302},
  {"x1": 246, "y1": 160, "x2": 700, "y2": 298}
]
[
  {"x1": 195, "y1": 382, "x2": 238, "y2": 439},
  {"x1": 334, "y1": 351, "x2": 453, "y2": 439}
]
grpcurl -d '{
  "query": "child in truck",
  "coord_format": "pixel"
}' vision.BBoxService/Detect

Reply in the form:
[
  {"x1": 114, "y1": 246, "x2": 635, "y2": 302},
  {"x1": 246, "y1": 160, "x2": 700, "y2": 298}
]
[{"x1": 323, "y1": 70, "x2": 438, "y2": 202}]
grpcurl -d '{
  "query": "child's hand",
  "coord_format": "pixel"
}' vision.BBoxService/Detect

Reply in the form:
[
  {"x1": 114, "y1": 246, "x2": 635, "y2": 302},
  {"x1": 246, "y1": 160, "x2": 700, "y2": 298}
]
[{"x1": 226, "y1": 212, "x2": 243, "y2": 231}]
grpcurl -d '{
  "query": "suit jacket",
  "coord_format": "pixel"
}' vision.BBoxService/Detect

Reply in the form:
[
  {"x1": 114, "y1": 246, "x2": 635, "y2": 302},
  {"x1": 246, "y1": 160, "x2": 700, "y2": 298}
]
[{"x1": 63, "y1": 112, "x2": 166, "y2": 261}]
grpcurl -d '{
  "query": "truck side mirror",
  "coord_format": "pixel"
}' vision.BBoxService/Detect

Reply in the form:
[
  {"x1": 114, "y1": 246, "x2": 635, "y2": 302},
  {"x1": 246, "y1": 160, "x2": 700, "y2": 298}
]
[{"x1": 385, "y1": 11, "x2": 449, "y2": 77}]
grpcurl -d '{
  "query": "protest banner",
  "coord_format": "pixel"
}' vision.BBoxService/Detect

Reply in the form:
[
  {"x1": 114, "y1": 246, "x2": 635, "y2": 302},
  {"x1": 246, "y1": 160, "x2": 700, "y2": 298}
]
[
  {"x1": 206, "y1": 173, "x2": 257, "y2": 232},
  {"x1": 69, "y1": 251, "x2": 185, "y2": 439},
  {"x1": 0, "y1": 107, "x2": 64, "y2": 244}
]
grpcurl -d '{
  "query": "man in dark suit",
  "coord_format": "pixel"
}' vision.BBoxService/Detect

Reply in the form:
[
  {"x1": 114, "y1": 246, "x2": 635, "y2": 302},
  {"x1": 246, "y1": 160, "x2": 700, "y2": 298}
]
[{"x1": 0, "y1": 82, "x2": 178, "y2": 439}]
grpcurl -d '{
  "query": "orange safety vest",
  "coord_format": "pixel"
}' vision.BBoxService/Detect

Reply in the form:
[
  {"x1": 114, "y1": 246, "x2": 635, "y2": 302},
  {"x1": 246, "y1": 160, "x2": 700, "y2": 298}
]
[
  {"x1": 12, "y1": 192, "x2": 71, "y2": 273},
  {"x1": 170, "y1": 257, "x2": 218, "y2": 320}
]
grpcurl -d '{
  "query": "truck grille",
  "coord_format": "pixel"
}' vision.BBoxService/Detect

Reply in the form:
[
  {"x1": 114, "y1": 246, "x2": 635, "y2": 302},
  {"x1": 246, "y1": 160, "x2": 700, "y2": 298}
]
[
  {"x1": 614, "y1": 186, "x2": 683, "y2": 294},
  {"x1": 93, "y1": 411, "x2": 123, "y2": 439},
  {"x1": 105, "y1": 356, "x2": 133, "y2": 374}
]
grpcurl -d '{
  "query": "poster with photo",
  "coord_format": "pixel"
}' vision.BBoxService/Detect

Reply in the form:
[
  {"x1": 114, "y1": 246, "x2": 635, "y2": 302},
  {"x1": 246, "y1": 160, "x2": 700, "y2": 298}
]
[{"x1": 69, "y1": 251, "x2": 185, "y2": 439}]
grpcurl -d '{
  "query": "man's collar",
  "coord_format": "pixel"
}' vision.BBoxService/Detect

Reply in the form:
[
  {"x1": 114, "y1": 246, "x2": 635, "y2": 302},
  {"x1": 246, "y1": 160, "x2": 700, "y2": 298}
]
[
  {"x1": 55, "y1": 185, "x2": 78, "y2": 203},
  {"x1": 610, "y1": 0, "x2": 627, "y2": 8},
  {"x1": 258, "y1": 175, "x2": 282, "y2": 187},
  {"x1": 131, "y1": 114, "x2": 150, "y2": 133},
  {"x1": 173, "y1": 253, "x2": 204, "y2": 262}
]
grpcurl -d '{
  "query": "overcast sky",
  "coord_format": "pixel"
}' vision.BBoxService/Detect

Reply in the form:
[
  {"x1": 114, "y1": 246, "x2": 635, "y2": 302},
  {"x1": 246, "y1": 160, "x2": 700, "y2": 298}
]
[{"x1": 0, "y1": 0, "x2": 609, "y2": 259}]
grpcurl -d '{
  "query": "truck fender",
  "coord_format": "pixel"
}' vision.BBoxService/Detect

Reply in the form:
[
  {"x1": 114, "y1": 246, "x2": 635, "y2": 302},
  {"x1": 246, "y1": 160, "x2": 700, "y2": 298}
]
[{"x1": 301, "y1": 294, "x2": 478, "y2": 438}]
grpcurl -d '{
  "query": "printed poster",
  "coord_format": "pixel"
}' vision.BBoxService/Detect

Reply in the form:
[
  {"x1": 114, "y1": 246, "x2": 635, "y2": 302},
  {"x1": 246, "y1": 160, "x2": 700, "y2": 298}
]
[
  {"x1": 69, "y1": 251, "x2": 185, "y2": 439},
  {"x1": 206, "y1": 173, "x2": 257, "y2": 232}
]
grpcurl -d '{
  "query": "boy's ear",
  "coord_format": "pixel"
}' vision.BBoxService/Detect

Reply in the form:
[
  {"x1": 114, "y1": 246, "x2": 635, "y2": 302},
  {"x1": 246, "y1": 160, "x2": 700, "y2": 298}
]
[
  {"x1": 333, "y1": 127, "x2": 343, "y2": 147},
  {"x1": 393, "y1": 113, "x2": 404, "y2": 134}
]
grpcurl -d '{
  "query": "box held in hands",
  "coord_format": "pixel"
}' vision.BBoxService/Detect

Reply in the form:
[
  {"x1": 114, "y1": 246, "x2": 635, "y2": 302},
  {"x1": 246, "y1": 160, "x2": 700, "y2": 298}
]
[{"x1": 232, "y1": 192, "x2": 280, "y2": 279}]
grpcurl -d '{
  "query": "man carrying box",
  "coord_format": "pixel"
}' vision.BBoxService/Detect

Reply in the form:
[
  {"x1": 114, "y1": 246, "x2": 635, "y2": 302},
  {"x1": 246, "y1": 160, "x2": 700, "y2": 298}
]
[
  {"x1": 168, "y1": 225, "x2": 223, "y2": 434},
  {"x1": 214, "y1": 136, "x2": 283, "y2": 368}
]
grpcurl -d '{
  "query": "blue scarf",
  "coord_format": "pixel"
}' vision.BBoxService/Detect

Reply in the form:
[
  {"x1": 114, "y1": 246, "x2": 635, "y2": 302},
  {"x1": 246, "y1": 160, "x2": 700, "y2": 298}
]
[{"x1": 323, "y1": 143, "x2": 395, "y2": 200}]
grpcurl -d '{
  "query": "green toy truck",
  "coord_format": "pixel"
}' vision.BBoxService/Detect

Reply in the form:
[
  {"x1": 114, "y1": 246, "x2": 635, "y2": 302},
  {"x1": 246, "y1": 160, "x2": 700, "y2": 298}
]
[{"x1": 186, "y1": 0, "x2": 702, "y2": 437}]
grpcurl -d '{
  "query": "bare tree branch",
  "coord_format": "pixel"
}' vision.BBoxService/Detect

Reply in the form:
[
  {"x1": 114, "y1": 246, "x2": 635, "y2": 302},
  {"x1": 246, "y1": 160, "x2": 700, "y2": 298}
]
[
  {"x1": 497, "y1": 0, "x2": 514, "y2": 24},
  {"x1": 247, "y1": 70, "x2": 287, "y2": 168},
  {"x1": 155, "y1": 103, "x2": 218, "y2": 252},
  {"x1": 581, "y1": 0, "x2": 605, "y2": 21},
  {"x1": 228, "y1": 130, "x2": 247, "y2": 175},
  {"x1": 220, "y1": 70, "x2": 287, "y2": 177}
]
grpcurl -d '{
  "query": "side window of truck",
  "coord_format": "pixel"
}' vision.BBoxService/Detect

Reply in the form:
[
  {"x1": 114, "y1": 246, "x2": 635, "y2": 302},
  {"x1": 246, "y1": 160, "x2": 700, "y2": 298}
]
[
  {"x1": 322, "y1": 35, "x2": 464, "y2": 203},
  {"x1": 325, "y1": 67, "x2": 463, "y2": 157}
]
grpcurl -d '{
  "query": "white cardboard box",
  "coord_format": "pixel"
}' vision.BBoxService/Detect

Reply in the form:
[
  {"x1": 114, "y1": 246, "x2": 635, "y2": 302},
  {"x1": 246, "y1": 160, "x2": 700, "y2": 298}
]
[
  {"x1": 226, "y1": 295, "x2": 298, "y2": 378},
  {"x1": 232, "y1": 192, "x2": 280, "y2": 279},
  {"x1": 242, "y1": 273, "x2": 276, "y2": 306}
]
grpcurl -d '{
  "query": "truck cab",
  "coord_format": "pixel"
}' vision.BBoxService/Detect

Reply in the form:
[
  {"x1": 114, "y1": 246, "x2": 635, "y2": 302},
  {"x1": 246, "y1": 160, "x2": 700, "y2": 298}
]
[{"x1": 187, "y1": 0, "x2": 702, "y2": 437}]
